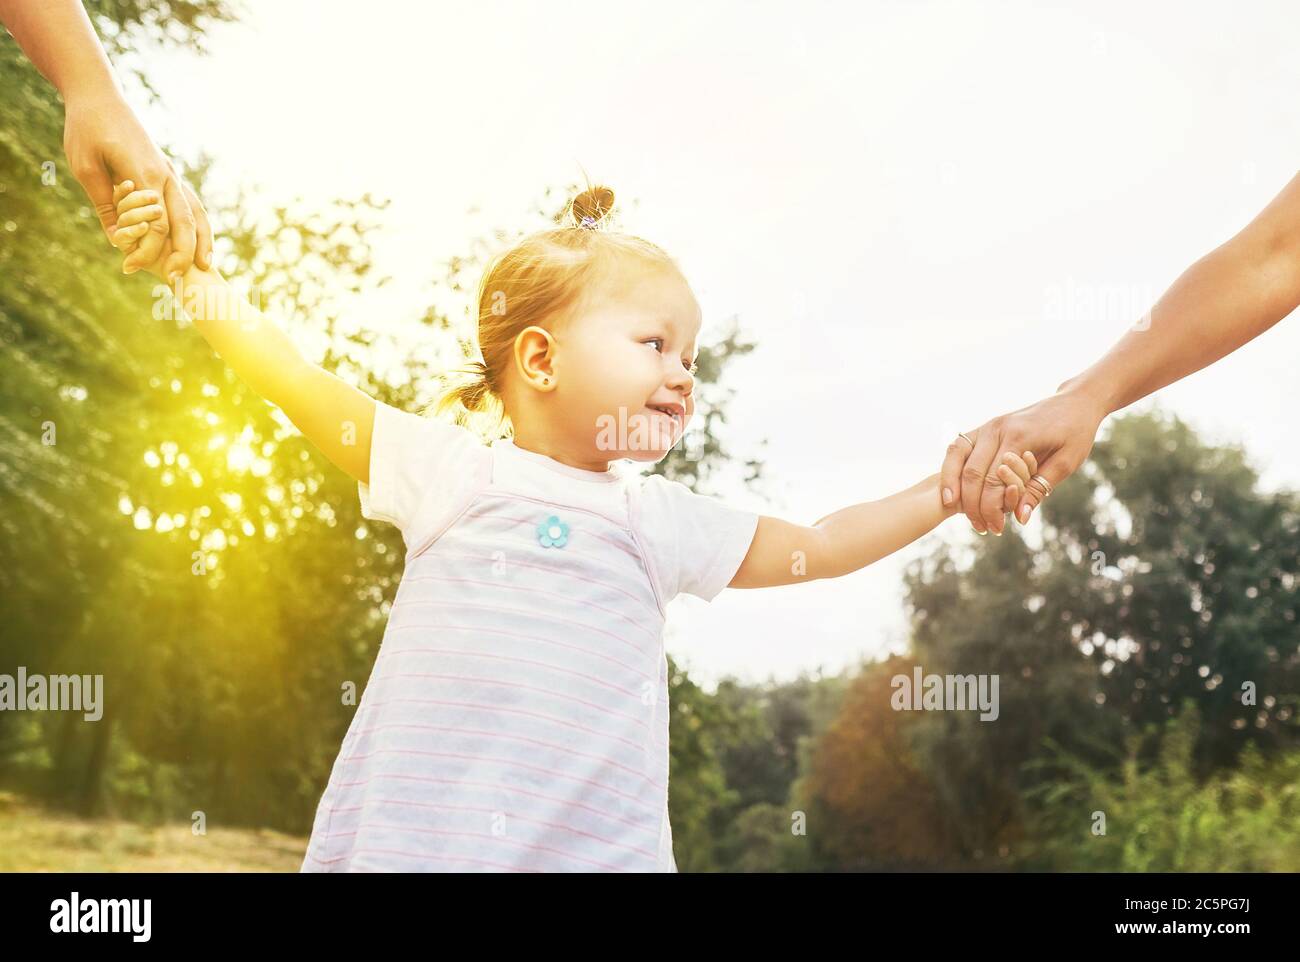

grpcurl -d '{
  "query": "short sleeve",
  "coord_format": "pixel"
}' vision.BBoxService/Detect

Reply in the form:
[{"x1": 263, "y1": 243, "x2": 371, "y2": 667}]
[
  {"x1": 358, "y1": 402, "x2": 490, "y2": 552},
  {"x1": 636, "y1": 473, "x2": 760, "y2": 603}
]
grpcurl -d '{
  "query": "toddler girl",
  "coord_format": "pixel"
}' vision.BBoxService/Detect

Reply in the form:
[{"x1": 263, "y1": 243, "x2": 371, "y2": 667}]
[{"x1": 109, "y1": 180, "x2": 1038, "y2": 872}]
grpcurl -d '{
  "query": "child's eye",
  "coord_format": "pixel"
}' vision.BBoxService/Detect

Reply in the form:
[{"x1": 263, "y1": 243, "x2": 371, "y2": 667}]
[{"x1": 645, "y1": 338, "x2": 697, "y2": 375}]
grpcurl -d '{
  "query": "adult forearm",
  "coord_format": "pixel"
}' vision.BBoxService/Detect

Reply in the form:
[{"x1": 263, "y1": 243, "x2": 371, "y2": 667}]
[
  {"x1": 1059, "y1": 172, "x2": 1300, "y2": 416},
  {"x1": 0, "y1": 0, "x2": 119, "y2": 99}
]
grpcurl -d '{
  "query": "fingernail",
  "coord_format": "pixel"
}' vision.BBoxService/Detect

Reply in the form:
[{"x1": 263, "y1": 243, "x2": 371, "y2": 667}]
[
  {"x1": 168, "y1": 272, "x2": 181, "y2": 285},
  {"x1": 942, "y1": 487, "x2": 953, "y2": 506},
  {"x1": 1019, "y1": 505, "x2": 1029, "y2": 522},
  {"x1": 972, "y1": 526, "x2": 986, "y2": 536}
]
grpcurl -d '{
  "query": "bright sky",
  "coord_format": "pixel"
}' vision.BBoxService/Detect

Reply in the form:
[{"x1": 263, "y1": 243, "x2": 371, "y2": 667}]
[{"x1": 126, "y1": 0, "x2": 1300, "y2": 689}]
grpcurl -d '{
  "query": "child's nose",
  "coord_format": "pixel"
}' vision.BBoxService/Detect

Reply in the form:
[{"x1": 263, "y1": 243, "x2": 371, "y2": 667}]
[{"x1": 666, "y1": 365, "x2": 693, "y2": 391}]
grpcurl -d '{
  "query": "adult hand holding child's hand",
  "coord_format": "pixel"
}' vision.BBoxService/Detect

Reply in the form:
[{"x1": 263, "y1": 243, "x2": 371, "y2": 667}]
[
  {"x1": 940, "y1": 388, "x2": 1108, "y2": 535},
  {"x1": 940, "y1": 438, "x2": 1040, "y2": 533},
  {"x1": 0, "y1": 0, "x2": 213, "y2": 277},
  {"x1": 110, "y1": 180, "x2": 171, "y2": 279},
  {"x1": 64, "y1": 89, "x2": 212, "y2": 279}
]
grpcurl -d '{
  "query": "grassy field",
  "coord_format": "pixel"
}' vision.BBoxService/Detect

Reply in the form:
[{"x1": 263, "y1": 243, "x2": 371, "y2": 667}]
[{"x1": 0, "y1": 792, "x2": 307, "y2": 872}]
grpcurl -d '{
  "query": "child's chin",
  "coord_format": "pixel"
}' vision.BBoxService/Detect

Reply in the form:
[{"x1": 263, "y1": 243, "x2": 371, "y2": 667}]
[{"x1": 621, "y1": 445, "x2": 671, "y2": 464}]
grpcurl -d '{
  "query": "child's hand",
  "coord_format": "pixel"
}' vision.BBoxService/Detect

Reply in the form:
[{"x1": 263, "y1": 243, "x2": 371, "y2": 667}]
[
  {"x1": 990, "y1": 450, "x2": 1038, "y2": 529},
  {"x1": 111, "y1": 180, "x2": 167, "y2": 277},
  {"x1": 943, "y1": 449, "x2": 1039, "y2": 529}
]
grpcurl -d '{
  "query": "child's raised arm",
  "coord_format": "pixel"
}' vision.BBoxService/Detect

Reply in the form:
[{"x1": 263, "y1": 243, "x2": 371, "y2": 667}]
[
  {"x1": 727, "y1": 452, "x2": 1036, "y2": 589},
  {"x1": 171, "y1": 267, "x2": 377, "y2": 484},
  {"x1": 114, "y1": 182, "x2": 377, "y2": 484}
]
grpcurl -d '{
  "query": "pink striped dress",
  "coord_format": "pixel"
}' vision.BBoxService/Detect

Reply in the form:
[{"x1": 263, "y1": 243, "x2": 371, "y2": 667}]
[{"x1": 301, "y1": 402, "x2": 760, "y2": 872}]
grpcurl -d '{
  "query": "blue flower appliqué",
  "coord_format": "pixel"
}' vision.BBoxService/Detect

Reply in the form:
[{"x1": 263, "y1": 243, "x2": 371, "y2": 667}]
[{"x1": 536, "y1": 514, "x2": 569, "y2": 549}]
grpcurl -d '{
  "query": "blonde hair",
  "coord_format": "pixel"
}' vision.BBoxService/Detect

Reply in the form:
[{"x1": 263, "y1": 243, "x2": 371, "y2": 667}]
[{"x1": 429, "y1": 183, "x2": 684, "y2": 441}]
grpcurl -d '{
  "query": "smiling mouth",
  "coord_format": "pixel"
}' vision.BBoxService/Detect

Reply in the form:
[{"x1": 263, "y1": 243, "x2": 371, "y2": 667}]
[{"x1": 646, "y1": 405, "x2": 683, "y2": 426}]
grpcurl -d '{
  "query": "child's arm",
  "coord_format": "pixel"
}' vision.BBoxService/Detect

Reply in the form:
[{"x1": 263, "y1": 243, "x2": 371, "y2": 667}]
[
  {"x1": 728, "y1": 453, "x2": 1036, "y2": 589},
  {"x1": 114, "y1": 182, "x2": 377, "y2": 484},
  {"x1": 172, "y1": 266, "x2": 377, "y2": 484}
]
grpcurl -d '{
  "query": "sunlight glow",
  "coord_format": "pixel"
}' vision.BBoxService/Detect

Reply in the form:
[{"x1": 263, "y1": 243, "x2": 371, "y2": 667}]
[{"x1": 227, "y1": 442, "x2": 254, "y2": 472}]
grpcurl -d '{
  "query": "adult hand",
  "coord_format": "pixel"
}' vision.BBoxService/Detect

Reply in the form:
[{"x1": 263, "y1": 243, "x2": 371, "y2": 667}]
[
  {"x1": 62, "y1": 88, "x2": 212, "y2": 277},
  {"x1": 940, "y1": 386, "x2": 1109, "y2": 535}
]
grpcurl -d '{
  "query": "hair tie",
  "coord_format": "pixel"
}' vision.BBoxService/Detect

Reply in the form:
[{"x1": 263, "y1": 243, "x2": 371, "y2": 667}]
[{"x1": 579, "y1": 215, "x2": 598, "y2": 229}]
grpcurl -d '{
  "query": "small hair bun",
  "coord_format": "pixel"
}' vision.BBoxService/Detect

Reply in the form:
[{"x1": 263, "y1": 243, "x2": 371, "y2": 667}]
[{"x1": 569, "y1": 185, "x2": 615, "y2": 229}]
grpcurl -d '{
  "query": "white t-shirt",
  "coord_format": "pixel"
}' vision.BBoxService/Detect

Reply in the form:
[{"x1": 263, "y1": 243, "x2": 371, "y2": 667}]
[{"x1": 300, "y1": 402, "x2": 759, "y2": 872}]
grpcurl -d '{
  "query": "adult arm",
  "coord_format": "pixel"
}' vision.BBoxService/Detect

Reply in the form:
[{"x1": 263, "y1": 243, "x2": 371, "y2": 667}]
[
  {"x1": 941, "y1": 170, "x2": 1300, "y2": 534},
  {"x1": 0, "y1": 0, "x2": 212, "y2": 274}
]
